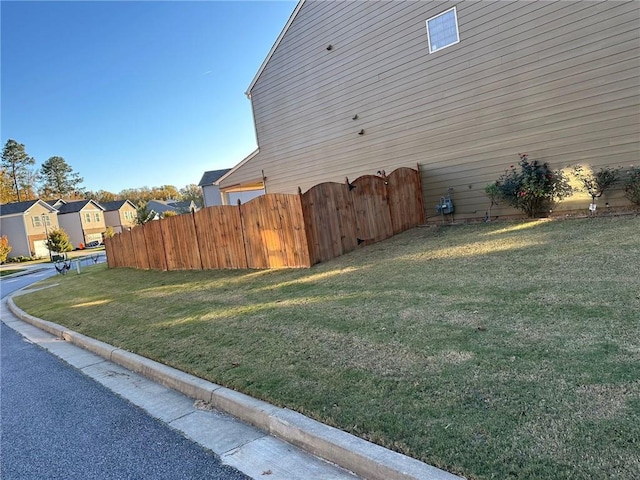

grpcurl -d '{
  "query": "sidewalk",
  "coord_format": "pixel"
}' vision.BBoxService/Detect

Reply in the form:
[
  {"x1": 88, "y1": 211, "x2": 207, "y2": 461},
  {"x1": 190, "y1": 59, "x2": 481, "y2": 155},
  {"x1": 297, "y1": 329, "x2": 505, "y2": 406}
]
[{"x1": 3, "y1": 291, "x2": 463, "y2": 480}]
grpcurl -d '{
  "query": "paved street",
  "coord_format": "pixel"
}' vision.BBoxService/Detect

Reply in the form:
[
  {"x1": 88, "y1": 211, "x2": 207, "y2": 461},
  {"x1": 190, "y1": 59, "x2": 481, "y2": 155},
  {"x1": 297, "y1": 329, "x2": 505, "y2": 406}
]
[{"x1": 1, "y1": 269, "x2": 248, "y2": 480}]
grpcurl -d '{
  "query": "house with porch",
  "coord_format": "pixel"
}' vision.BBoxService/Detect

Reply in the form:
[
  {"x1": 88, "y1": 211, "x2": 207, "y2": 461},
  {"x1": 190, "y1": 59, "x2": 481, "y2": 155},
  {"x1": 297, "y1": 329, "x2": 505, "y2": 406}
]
[
  {"x1": 0, "y1": 199, "x2": 60, "y2": 258},
  {"x1": 218, "y1": 0, "x2": 639, "y2": 221}
]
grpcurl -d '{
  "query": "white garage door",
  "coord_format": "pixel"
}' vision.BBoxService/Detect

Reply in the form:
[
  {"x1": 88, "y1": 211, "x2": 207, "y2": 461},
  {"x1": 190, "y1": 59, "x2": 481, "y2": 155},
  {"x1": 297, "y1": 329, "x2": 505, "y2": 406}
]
[{"x1": 33, "y1": 240, "x2": 49, "y2": 258}]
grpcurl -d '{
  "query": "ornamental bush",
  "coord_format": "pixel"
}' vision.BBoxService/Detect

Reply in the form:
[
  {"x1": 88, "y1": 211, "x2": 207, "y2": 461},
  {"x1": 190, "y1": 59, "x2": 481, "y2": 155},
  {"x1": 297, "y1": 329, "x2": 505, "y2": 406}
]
[
  {"x1": 572, "y1": 164, "x2": 621, "y2": 205},
  {"x1": 495, "y1": 154, "x2": 572, "y2": 218},
  {"x1": 46, "y1": 228, "x2": 73, "y2": 255},
  {"x1": 0, "y1": 235, "x2": 12, "y2": 264},
  {"x1": 624, "y1": 167, "x2": 640, "y2": 206}
]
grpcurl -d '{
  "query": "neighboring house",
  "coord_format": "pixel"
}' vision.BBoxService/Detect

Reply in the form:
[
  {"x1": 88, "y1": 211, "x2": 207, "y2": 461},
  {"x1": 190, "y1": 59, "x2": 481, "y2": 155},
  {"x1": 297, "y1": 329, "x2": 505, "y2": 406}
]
[
  {"x1": 147, "y1": 199, "x2": 198, "y2": 216},
  {"x1": 198, "y1": 168, "x2": 230, "y2": 207},
  {"x1": 55, "y1": 199, "x2": 106, "y2": 248},
  {"x1": 218, "y1": 0, "x2": 639, "y2": 221},
  {"x1": 0, "y1": 199, "x2": 60, "y2": 258},
  {"x1": 101, "y1": 200, "x2": 138, "y2": 233}
]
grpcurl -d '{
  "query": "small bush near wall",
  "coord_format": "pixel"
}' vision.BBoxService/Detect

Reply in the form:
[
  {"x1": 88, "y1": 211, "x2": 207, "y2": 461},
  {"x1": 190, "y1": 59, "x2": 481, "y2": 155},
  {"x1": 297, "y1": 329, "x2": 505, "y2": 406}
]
[
  {"x1": 572, "y1": 164, "x2": 621, "y2": 209},
  {"x1": 495, "y1": 153, "x2": 573, "y2": 218},
  {"x1": 6, "y1": 256, "x2": 37, "y2": 263},
  {"x1": 624, "y1": 166, "x2": 640, "y2": 206}
]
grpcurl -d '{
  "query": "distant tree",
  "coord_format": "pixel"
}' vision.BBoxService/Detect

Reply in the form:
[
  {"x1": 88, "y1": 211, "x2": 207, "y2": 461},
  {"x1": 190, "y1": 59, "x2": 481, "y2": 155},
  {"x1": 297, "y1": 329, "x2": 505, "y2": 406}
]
[
  {"x1": 40, "y1": 156, "x2": 84, "y2": 199},
  {"x1": 151, "y1": 185, "x2": 179, "y2": 201},
  {"x1": 180, "y1": 184, "x2": 203, "y2": 208},
  {"x1": 119, "y1": 187, "x2": 152, "y2": 206},
  {"x1": 19, "y1": 169, "x2": 40, "y2": 201},
  {"x1": 0, "y1": 169, "x2": 16, "y2": 203},
  {"x1": 46, "y1": 228, "x2": 74, "y2": 254},
  {"x1": 135, "y1": 202, "x2": 156, "y2": 225},
  {"x1": 161, "y1": 210, "x2": 177, "y2": 218},
  {"x1": 0, "y1": 235, "x2": 12, "y2": 263},
  {"x1": 1, "y1": 139, "x2": 36, "y2": 202},
  {"x1": 85, "y1": 189, "x2": 117, "y2": 204}
]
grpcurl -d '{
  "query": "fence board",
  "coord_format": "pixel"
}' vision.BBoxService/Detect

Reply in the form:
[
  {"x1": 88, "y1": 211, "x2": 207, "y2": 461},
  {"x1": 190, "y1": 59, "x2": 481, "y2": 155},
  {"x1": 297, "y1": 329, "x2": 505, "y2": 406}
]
[
  {"x1": 130, "y1": 226, "x2": 150, "y2": 269},
  {"x1": 350, "y1": 175, "x2": 393, "y2": 244},
  {"x1": 387, "y1": 167, "x2": 426, "y2": 234},
  {"x1": 142, "y1": 221, "x2": 167, "y2": 271},
  {"x1": 120, "y1": 230, "x2": 137, "y2": 268},
  {"x1": 240, "y1": 197, "x2": 269, "y2": 268},
  {"x1": 278, "y1": 194, "x2": 311, "y2": 267},
  {"x1": 161, "y1": 214, "x2": 202, "y2": 270},
  {"x1": 301, "y1": 182, "x2": 358, "y2": 264},
  {"x1": 194, "y1": 206, "x2": 248, "y2": 269},
  {"x1": 104, "y1": 236, "x2": 117, "y2": 268}
]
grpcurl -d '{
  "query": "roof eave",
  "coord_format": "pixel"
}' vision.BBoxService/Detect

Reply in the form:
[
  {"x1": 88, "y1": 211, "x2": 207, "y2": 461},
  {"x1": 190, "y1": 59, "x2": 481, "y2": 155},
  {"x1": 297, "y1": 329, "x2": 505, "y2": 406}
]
[
  {"x1": 245, "y1": 0, "x2": 306, "y2": 98},
  {"x1": 215, "y1": 149, "x2": 260, "y2": 186}
]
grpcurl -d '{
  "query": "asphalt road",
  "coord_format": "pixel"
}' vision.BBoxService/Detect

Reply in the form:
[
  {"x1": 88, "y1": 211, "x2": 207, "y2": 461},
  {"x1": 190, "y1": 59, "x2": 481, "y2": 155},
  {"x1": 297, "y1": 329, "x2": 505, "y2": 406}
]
[{"x1": 1, "y1": 269, "x2": 249, "y2": 480}]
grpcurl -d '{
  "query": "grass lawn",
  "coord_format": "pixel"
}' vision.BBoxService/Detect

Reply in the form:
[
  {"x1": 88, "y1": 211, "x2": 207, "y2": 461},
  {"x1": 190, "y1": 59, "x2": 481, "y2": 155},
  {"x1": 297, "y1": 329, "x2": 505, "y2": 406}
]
[
  {"x1": 13, "y1": 216, "x2": 640, "y2": 479},
  {"x1": 0, "y1": 268, "x2": 25, "y2": 277}
]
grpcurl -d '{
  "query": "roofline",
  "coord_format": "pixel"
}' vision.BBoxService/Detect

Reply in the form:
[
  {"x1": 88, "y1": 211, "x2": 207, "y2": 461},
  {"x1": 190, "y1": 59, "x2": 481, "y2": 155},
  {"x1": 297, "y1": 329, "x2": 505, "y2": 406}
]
[
  {"x1": 215, "y1": 148, "x2": 261, "y2": 186},
  {"x1": 245, "y1": 0, "x2": 306, "y2": 98},
  {"x1": 57, "y1": 199, "x2": 105, "y2": 214},
  {"x1": 101, "y1": 199, "x2": 137, "y2": 211},
  {"x1": 0, "y1": 199, "x2": 59, "y2": 217}
]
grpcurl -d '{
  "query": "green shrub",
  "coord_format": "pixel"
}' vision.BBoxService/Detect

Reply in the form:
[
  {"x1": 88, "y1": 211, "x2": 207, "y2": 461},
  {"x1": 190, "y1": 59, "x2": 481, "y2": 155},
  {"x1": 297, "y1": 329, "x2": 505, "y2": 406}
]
[
  {"x1": 0, "y1": 235, "x2": 12, "y2": 263},
  {"x1": 624, "y1": 166, "x2": 640, "y2": 206},
  {"x1": 46, "y1": 228, "x2": 73, "y2": 255},
  {"x1": 484, "y1": 183, "x2": 501, "y2": 221},
  {"x1": 495, "y1": 153, "x2": 572, "y2": 217},
  {"x1": 7, "y1": 255, "x2": 36, "y2": 263},
  {"x1": 572, "y1": 164, "x2": 621, "y2": 208}
]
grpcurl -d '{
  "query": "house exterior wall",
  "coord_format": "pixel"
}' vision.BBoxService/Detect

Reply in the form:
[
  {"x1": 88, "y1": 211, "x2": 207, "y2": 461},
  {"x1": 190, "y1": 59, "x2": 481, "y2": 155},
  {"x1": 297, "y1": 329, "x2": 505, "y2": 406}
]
[
  {"x1": 79, "y1": 205, "x2": 106, "y2": 244},
  {"x1": 57, "y1": 214, "x2": 85, "y2": 248},
  {"x1": 220, "y1": 0, "x2": 640, "y2": 221},
  {"x1": 104, "y1": 205, "x2": 136, "y2": 234},
  {"x1": 225, "y1": 189, "x2": 265, "y2": 205},
  {"x1": 202, "y1": 184, "x2": 223, "y2": 207},
  {"x1": 0, "y1": 215, "x2": 30, "y2": 257},
  {"x1": 24, "y1": 203, "x2": 60, "y2": 256},
  {"x1": 0, "y1": 203, "x2": 60, "y2": 257}
]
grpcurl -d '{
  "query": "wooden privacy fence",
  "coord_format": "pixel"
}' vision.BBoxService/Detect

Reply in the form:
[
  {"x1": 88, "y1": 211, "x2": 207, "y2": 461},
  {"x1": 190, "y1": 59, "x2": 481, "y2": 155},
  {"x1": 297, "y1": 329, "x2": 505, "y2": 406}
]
[{"x1": 105, "y1": 166, "x2": 424, "y2": 270}]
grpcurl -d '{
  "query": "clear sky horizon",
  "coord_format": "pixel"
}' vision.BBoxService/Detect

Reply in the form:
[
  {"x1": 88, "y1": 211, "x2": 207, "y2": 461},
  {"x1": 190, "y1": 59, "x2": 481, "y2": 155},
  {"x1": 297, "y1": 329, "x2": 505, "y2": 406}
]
[{"x1": 1, "y1": 0, "x2": 297, "y2": 195}]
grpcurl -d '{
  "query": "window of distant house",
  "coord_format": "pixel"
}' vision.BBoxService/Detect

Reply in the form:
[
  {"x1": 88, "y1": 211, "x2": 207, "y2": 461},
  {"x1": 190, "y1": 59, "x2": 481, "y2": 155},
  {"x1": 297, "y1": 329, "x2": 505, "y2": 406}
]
[
  {"x1": 85, "y1": 213, "x2": 92, "y2": 223},
  {"x1": 426, "y1": 7, "x2": 460, "y2": 54},
  {"x1": 124, "y1": 211, "x2": 134, "y2": 221},
  {"x1": 42, "y1": 215, "x2": 52, "y2": 226},
  {"x1": 95, "y1": 212, "x2": 100, "y2": 222},
  {"x1": 32, "y1": 216, "x2": 42, "y2": 227}
]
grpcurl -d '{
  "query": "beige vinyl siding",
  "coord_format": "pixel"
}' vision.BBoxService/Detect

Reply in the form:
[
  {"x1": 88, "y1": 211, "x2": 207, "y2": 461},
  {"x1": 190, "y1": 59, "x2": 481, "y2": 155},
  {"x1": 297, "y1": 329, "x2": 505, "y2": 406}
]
[{"x1": 221, "y1": 0, "x2": 640, "y2": 220}]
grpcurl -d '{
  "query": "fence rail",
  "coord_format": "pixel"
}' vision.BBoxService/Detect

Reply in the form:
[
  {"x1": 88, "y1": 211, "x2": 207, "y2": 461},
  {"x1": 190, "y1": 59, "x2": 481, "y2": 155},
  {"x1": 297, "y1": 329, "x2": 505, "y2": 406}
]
[{"x1": 104, "y1": 166, "x2": 424, "y2": 270}]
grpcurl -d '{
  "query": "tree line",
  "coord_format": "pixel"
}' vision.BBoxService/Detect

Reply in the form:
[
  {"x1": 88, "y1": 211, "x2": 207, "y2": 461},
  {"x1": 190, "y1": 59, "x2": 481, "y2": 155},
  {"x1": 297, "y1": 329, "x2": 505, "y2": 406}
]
[{"x1": 1, "y1": 139, "x2": 203, "y2": 207}]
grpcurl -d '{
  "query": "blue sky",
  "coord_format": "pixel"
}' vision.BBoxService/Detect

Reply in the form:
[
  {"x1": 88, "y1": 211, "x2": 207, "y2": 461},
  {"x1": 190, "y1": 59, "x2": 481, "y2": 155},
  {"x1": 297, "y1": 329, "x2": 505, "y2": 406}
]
[{"x1": 1, "y1": 0, "x2": 297, "y2": 194}]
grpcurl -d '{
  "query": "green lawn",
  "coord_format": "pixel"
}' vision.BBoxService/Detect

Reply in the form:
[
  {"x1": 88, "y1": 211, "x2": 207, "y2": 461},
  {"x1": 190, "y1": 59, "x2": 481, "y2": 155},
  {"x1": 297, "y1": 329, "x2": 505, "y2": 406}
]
[
  {"x1": 14, "y1": 216, "x2": 640, "y2": 479},
  {"x1": 0, "y1": 268, "x2": 25, "y2": 277}
]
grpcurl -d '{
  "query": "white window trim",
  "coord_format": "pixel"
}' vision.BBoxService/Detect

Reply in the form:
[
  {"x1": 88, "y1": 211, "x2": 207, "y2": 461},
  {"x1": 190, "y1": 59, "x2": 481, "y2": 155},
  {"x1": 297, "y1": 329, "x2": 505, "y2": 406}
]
[{"x1": 426, "y1": 6, "x2": 460, "y2": 54}]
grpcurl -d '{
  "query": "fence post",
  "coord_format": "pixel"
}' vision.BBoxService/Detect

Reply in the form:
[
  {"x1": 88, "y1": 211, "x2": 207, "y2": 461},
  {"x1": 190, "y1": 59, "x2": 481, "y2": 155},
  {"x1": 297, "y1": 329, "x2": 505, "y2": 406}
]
[{"x1": 191, "y1": 209, "x2": 205, "y2": 270}]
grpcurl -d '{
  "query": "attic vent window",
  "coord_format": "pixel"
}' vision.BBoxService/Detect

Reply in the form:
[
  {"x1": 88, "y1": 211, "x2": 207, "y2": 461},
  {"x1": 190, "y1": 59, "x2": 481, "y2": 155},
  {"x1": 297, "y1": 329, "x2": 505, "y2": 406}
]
[{"x1": 426, "y1": 7, "x2": 459, "y2": 54}]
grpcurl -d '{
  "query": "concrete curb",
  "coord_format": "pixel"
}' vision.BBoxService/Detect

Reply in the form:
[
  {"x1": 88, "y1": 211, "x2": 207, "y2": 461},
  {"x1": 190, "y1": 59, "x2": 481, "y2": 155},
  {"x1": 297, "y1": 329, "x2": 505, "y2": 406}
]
[{"x1": 7, "y1": 296, "x2": 463, "y2": 480}]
